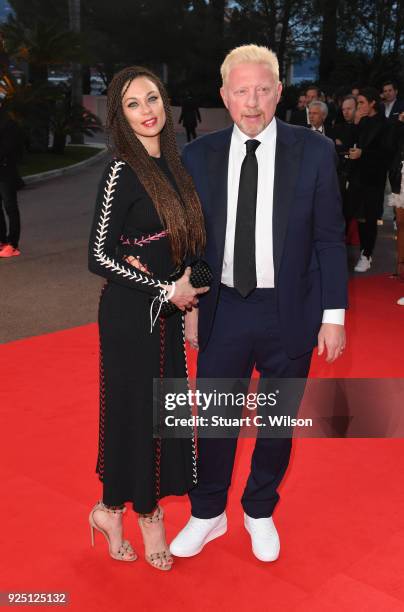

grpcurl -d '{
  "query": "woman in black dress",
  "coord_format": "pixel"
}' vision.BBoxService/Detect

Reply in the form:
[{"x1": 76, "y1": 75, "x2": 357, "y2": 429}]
[{"x1": 88, "y1": 66, "x2": 207, "y2": 570}]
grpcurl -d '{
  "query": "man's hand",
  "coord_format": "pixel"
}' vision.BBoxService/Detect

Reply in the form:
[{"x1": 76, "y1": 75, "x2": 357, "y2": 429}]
[
  {"x1": 349, "y1": 147, "x2": 362, "y2": 160},
  {"x1": 125, "y1": 260, "x2": 210, "y2": 311},
  {"x1": 162, "y1": 267, "x2": 209, "y2": 311},
  {"x1": 318, "y1": 323, "x2": 346, "y2": 363},
  {"x1": 354, "y1": 108, "x2": 367, "y2": 124}
]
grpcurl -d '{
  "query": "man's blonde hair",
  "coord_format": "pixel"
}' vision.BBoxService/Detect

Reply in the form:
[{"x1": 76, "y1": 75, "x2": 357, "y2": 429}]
[{"x1": 220, "y1": 44, "x2": 279, "y2": 85}]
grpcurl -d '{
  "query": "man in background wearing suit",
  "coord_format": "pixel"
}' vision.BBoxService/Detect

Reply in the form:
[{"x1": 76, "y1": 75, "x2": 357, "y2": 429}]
[
  {"x1": 170, "y1": 45, "x2": 347, "y2": 562},
  {"x1": 308, "y1": 100, "x2": 329, "y2": 135},
  {"x1": 382, "y1": 81, "x2": 404, "y2": 121}
]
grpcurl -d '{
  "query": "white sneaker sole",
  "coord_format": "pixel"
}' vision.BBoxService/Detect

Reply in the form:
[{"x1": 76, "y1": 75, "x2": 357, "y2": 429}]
[
  {"x1": 244, "y1": 519, "x2": 280, "y2": 562},
  {"x1": 170, "y1": 521, "x2": 227, "y2": 557}
]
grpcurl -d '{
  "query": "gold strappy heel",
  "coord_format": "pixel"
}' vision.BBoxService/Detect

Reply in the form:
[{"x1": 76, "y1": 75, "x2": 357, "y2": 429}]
[
  {"x1": 138, "y1": 506, "x2": 173, "y2": 571},
  {"x1": 89, "y1": 501, "x2": 137, "y2": 562}
]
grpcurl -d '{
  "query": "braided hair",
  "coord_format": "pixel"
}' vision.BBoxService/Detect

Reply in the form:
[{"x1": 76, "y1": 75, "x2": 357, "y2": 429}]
[{"x1": 106, "y1": 66, "x2": 205, "y2": 266}]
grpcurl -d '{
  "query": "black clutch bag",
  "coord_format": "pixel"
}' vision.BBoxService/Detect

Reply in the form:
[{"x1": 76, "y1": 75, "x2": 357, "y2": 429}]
[{"x1": 150, "y1": 260, "x2": 213, "y2": 320}]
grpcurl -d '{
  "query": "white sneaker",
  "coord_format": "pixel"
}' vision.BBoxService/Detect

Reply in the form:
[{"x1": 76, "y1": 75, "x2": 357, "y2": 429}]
[
  {"x1": 169, "y1": 512, "x2": 227, "y2": 557},
  {"x1": 244, "y1": 512, "x2": 280, "y2": 562},
  {"x1": 354, "y1": 252, "x2": 372, "y2": 272},
  {"x1": 397, "y1": 297, "x2": 404, "y2": 306}
]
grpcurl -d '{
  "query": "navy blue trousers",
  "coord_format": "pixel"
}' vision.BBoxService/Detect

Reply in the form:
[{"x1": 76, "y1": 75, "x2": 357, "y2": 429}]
[{"x1": 190, "y1": 285, "x2": 312, "y2": 519}]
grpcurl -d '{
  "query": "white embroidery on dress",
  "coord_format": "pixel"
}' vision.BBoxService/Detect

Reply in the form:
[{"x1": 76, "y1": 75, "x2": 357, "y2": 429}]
[{"x1": 93, "y1": 160, "x2": 164, "y2": 289}]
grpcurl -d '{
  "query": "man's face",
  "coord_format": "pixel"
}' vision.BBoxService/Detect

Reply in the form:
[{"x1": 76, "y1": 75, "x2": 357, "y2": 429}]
[
  {"x1": 220, "y1": 62, "x2": 282, "y2": 137},
  {"x1": 357, "y1": 95, "x2": 374, "y2": 116},
  {"x1": 383, "y1": 84, "x2": 397, "y2": 103},
  {"x1": 342, "y1": 99, "x2": 356, "y2": 123},
  {"x1": 297, "y1": 95, "x2": 306, "y2": 110},
  {"x1": 351, "y1": 88, "x2": 359, "y2": 97},
  {"x1": 308, "y1": 105, "x2": 324, "y2": 128},
  {"x1": 305, "y1": 88, "x2": 318, "y2": 104}
]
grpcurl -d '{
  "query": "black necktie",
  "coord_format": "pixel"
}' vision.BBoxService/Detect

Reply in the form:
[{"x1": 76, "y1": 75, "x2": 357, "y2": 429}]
[{"x1": 233, "y1": 139, "x2": 261, "y2": 297}]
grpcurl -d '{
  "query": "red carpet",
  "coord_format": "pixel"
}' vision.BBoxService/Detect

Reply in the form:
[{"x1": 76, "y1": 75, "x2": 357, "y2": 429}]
[{"x1": 1, "y1": 274, "x2": 404, "y2": 611}]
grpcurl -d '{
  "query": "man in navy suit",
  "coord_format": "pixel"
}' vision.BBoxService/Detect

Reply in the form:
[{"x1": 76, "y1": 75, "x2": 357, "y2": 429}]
[{"x1": 170, "y1": 45, "x2": 348, "y2": 562}]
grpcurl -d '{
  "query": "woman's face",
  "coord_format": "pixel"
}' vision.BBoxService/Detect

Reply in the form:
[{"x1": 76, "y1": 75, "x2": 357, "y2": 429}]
[
  {"x1": 357, "y1": 95, "x2": 375, "y2": 116},
  {"x1": 121, "y1": 76, "x2": 166, "y2": 142}
]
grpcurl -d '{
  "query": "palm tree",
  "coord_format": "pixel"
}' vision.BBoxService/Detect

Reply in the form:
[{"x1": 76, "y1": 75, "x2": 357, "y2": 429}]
[
  {"x1": 1, "y1": 16, "x2": 87, "y2": 151},
  {"x1": 2, "y1": 16, "x2": 82, "y2": 85},
  {"x1": 50, "y1": 92, "x2": 102, "y2": 153}
]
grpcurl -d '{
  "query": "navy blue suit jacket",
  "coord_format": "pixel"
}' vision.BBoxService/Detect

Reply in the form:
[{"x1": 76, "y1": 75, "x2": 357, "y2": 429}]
[
  {"x1": 382, "y1": 98, "x2": 404, "y2": 121},
  {"x1": 183, "y1": 119, "x2": 348, "y2": 359}
]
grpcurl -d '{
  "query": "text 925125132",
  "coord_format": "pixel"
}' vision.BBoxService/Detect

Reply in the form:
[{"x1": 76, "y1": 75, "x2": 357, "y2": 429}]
[{"x1": 0, "y1": 593, "x2": 69, "y2": 606}]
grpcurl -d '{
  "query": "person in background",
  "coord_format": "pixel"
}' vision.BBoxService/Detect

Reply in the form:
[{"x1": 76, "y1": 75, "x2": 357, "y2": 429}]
[
  {"x1": 325, "y1": 91, "x2": 338, "y2": 126},
  {"x1": 332, "y1": 96, "x2": 359, "y2": 232},
  {"x1": 296, "y1": 93, "x2": 306, "y2": 111},
  {"x1": 347, "y1": 87, "x2": 389, "y2": 272},
  {"x1": 305, "y1": 85, "x2": 320, "y2": 105},
  {"x1": 289, "y1": 92, "x2": 309, "y2": 127},
  {"x1": 387, "y1": 111, "x2": 404, "y2": 299},
  {"x1": 381, "y1": 81, "x2": 404, "y2": 121},
  {"x1": 334, "y1": 96, "x2": 357, "y2": 147},
  {"x1": 333, "y1": 86, "x2": 351, "y2": 125},
  {"x1": 0, "y1": 100, "x2": 23, "y2": 258},
  {"x1": 351, "y1": 84, "x2": 360, "y2": 98},
  {"x1": 179, "y1": 92, "x2": 201, "y2": 142},
  {"x1": 306, "y1": 88, "x2": 333, "y2": 131},
  {"x1": 290, "y1": 86, "x2": 320, "y2": 128},
  {"x1": 308, "y1": 100, "x2": 329, "y2": 135}
]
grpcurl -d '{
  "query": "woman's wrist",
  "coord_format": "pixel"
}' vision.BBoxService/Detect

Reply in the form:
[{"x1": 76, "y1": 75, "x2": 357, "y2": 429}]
[{"x1": 167, "y1": 282, "x2": 176, "y2": 300}]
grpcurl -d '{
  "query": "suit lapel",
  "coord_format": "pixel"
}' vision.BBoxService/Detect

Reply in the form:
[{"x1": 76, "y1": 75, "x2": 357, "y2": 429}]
[
  {"x1": 273, "y1": 120, "x2": 304, "y2": 283},
  {"x1": 207, "y1": 128, "x2": 232, "y2": 267}
]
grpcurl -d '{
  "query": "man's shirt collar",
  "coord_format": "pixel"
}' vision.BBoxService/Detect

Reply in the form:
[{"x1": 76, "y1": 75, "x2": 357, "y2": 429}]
[{"x1": 232, "y1": 118, "x2": 277, "y2": 150}]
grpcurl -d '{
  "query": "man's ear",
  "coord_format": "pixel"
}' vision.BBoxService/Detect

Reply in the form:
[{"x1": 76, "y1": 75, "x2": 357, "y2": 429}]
[
  {"x1": 276, "y1": 81, "x2": 283, "y2": 104},
  {"x1": 220, "y1": 86, "x2": 229, "y2": 110}
]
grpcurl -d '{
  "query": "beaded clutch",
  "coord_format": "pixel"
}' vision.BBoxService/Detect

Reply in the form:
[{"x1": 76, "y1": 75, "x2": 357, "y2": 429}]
[{"x1": 150, "y1": 260, "x2": 213, "y2": 319}]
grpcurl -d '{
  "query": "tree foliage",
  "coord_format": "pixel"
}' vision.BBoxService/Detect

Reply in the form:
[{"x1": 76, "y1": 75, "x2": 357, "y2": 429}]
[{"x1": 3, "y1": 0, "x2": 404, "y2": 102}]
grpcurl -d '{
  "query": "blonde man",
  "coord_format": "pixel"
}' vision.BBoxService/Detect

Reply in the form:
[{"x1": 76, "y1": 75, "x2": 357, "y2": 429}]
[{"x1": 170, "y1": 45, "x2": 347, "y2": 562}]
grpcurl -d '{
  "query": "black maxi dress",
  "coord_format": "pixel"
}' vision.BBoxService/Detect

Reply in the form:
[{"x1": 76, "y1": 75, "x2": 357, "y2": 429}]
[{"x1": 88, "y1": 157, "x2": 196, "y2": 513}]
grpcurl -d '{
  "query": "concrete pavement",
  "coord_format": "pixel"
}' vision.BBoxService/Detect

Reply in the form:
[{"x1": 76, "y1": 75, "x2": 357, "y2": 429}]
[{"x1": 1, "y1": 157, "x2": 106, "y2": 343}]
